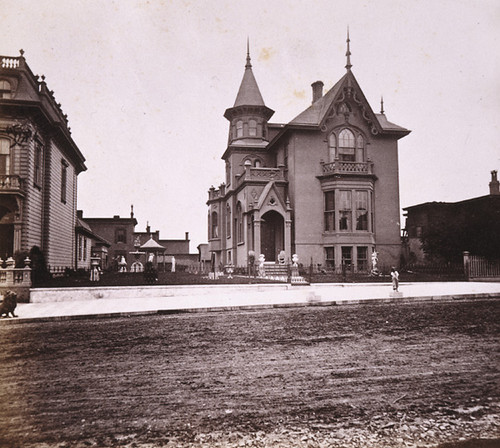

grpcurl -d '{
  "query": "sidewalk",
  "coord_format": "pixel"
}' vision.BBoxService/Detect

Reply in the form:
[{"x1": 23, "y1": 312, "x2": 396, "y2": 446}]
[{"x1": 2, "y1": 281, "x2": 500, "y2": 324}]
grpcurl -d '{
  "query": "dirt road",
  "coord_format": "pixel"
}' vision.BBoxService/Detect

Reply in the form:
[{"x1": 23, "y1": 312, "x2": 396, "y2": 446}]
[{"x1": 0, "y1": 299, "x2": 499, "y2": 447}]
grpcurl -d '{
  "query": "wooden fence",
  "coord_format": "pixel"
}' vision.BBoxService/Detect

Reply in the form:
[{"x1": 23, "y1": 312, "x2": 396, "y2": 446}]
[{"x1": 464, "y1": 252, "x2": 500, "y2": 280}]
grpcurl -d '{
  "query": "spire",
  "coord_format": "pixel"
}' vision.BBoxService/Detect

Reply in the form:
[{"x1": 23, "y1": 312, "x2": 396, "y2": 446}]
[
  {"x1": 380, "y1": 96, "x2": 385, "y2": 114},
  {"x1": 345, "y1": 27, "x2": 352, "y2": 71},
  {"x1": 232, "y1": 40, "x2": 266, "y2": 107},
  {"x1": 246, "y1": 37, "x2": 252, "y2": 69}
]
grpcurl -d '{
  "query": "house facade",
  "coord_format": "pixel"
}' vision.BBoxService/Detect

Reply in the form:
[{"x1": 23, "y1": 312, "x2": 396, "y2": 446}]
[
  {"x1": 207, "y1": 39, "x2": 410, "y2": 272},
  {"x1": 0, "y1": 51, "x2": 86, "y2": 267}
]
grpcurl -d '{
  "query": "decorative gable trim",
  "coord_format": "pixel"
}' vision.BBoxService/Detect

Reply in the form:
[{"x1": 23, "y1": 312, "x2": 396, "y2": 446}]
[{"x1": 319, "y1": 75, "x2": 382, "y2": 135}]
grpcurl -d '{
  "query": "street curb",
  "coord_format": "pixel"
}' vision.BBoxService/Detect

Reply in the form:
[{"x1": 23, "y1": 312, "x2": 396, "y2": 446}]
[{"x1": 1, "y1": 292, "x2": 499, "y2": 326}]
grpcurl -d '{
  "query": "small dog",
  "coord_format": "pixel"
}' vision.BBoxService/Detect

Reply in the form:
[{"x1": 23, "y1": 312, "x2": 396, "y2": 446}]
[{"x1": 0, "y1": 290, "x2": 18, "y2": 318}]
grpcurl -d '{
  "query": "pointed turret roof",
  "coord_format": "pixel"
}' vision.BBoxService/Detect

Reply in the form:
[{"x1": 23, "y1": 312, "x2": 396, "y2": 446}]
[{"x1": 233, "y1": 41, "x2": 266, "y2": 107}]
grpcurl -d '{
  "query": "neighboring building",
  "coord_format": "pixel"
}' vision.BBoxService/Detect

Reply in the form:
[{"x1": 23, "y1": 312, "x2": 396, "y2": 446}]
[
  {"x1": 0, "y1": 51, "x2": 86, "y2": 267},
  {"x1": 75, "y1": 213, "x2": 110, "y2": 270},
  {"x1": 79, "y1": 209, "x2": 137, "y2": 270},
  {"x1": 403, "y1": 170, "x2": 500, "y2": 263},
  {"x1": 207, "y1": 38, "x2": 410, "y2": 272},
  {"x1": 81, "y1": 207, "x2": 195, "y2": 270}
]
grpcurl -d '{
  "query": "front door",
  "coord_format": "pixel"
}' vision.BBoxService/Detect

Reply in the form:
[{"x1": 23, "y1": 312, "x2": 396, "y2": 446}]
[
  {"x1": 0, "y1": 224, "x2": 14, "y2": 259},
  {"x1": 260, "y1": 211, "x2": 284, "y2": 262}
]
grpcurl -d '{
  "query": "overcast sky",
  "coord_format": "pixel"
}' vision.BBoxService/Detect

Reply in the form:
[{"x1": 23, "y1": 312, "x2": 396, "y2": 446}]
[{"x1": 2, "y1": 0, "x2": 499, "y2": 250}]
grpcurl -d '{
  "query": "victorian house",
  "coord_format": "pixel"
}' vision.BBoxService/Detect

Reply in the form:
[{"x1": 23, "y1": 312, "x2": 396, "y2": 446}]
[
  {"x1": 207, "y1": 37, "x2": 410, "y2": 272},
  {"x1": 0, "y1": 51, "x2": 86, "y2": 267}
]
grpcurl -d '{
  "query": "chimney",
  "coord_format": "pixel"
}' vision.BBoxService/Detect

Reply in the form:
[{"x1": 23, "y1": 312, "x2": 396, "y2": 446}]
[
  {"x1": 185, "y1": 232, "x2": 189, "y2": 241},
  {"x1": 130, "y1": 204, "x2": 134, "y2": 219},
  {"x1": 146, "y1": 221, "x2": 151, "y2": 234},
  {"x1": 77, "y1": 210, "x2": 83, "y2": 219},
  {"x1": 311, "y1": 81, "x2": 324, "y2": 103},
  {"x1": 490, "y1": 170, "x2": 500, "y2": 195}
]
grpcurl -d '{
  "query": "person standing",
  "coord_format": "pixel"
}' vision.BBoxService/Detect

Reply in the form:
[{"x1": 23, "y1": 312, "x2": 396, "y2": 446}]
[{"x1": 391, "y1": 267, "x2": 399, "y2": 292}]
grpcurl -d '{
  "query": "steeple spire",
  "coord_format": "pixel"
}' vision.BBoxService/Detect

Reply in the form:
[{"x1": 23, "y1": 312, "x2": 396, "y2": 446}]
[
  {"x1": 345, "y1": 27, "x2": 352, "y2": 71},
  {"x1": 246, "y1": 37, "x2": 252, "y2": 69},
  {"x1": 231, "y1": 39, "x2": 266, "y2": 108}
]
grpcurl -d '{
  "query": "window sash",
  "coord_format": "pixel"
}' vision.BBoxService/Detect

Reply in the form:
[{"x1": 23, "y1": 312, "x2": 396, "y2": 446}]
[{"x1": 357, "y1": 246, "x2": 368, "y2": 272}]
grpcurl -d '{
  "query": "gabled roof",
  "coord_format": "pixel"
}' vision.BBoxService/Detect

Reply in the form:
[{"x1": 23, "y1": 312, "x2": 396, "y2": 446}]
[
  {"x1": 76, "y1": 218, "x2": 111, "y2": 246},
  {"x1": 288, "y1": 70, "x2": 409, "y2": 137},
  {"x1": 289, "y1": 74, "x2": 346, "y2": 126}
]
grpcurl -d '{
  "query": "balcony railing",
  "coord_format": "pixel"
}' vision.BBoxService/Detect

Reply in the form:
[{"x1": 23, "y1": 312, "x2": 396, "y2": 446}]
[
  {"x1": 238, "y1": 166, "x2": 286, "y2": 184},
  {"x1": 321, "y1": 160, "x2": 374, "y2": 175},
  {"x1": 1, "y1": 56, "x2": 20, "y2": 69},
  {"x1": 0, "y1": 175, "x2": 24, "y2": 192}
]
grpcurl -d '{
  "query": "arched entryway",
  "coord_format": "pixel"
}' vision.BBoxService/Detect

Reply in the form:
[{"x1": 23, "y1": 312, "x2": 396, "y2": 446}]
[
  {"x1": 0, "y1": 205, "x2": 15, "y2": 259},
  {"x1": 260, "y1": 210, "x2": 284, "y2": 262}
]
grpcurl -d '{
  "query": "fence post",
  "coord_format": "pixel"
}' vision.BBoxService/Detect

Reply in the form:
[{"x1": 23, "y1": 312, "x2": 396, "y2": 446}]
[{"x1": 463, "y1": 251, "x2": 470, "y2": 281}]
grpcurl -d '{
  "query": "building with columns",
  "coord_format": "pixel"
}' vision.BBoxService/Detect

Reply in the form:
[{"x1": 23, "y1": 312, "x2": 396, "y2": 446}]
[
  {"x1": 207, "y1": 38, "x2": 410, "y2": 272},
  {"x1": 0, "y1": 51, "x2": 86, "y2": 267}
]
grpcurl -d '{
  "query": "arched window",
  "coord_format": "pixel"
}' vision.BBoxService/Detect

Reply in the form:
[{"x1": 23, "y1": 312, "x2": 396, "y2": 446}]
[
  {"x1": 328, "y1": 133, "x2": 336, "y2": 162},
  {"x1": 0, "y1": 80, "x2": 12, "y2": 99},
  {"x1": 356, "y1": 135, "x2": 365, "y2": 162},
  {"x1": 0, "y1": 138, "x2": 11, "y2": 175},
  {"x1": 249, "y1": 120, "x2": 257, "y2": 136},
  {"x1": 211, "y1": 211, "x2": 219, "y2": 239},
  {"x1": 236, "y1": 120, "x2": 243, "y2": 138},
  {"x1": 338, "y1": 129, "x2": 355, "y2": 161},
  {"x1": 254, "y1": 159, "x2": 261, "y2": 167},
  {"x1": 226, "y1": 204, "x2": 231, "y2": 238},
  {"x1": 236, "y1": 202, "x2": 243, "y2": 243}
]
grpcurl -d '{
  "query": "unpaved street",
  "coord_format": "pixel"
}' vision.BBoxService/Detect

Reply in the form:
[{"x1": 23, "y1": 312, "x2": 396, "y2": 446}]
[{"x1": 0, "y1": 299, "x2": 499, "y2": 447}]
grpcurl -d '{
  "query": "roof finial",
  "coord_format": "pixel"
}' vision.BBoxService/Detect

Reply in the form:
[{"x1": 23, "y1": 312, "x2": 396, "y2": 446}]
[
  {"x1": 246, "y1": 37, "x2": 252, "y2": 69},
  {"x1": 345, "y1": 27, "x2": 352, "y2": 71},
  {"x1": 380, "y1": 96, "x2": 385, "y2": 114}
]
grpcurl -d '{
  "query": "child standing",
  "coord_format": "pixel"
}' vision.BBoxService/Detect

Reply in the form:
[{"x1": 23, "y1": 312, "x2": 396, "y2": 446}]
[{"x1": 391, "y1": 267, "x2": 399, "y2": 292}]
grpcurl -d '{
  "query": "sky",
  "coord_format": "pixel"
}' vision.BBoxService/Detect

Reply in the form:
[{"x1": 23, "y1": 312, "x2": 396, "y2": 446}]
[{"x1": 2, "y1": 0, "x2": 499, "y2": 250}]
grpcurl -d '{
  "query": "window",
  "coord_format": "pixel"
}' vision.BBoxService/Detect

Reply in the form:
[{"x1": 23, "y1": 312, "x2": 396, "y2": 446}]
[
  {"x1": 341, "y1": 246, "x2": 352, "y2": 269},
  {"x1": 339, "y1": 190, "x2": 352, "y2": 231},
  {"x1": 254, "y1": 159, "x2": 261, "y2": 167},
  {"x1": 338, "y1": 129, "x2": 355, "y2": 161},
  {"x1": 83, "y1": 237, "x2": 87, "y2": 261},
  {"x1": 34, "y1": 144, "x2": 42, "y2": 186},
  {"x1": 284, "y1": 141, "x2": 288, "y2": 167},
  {"x1": 78, "y1": 235, "x2": 83, "y2": 261},
  {"x1": 226, "y1": 204, "x2": 231, "y2": 238},
  {"x1": 325, "y1": 247, "x2": 335, "y2": 268},
  {"x1": 328, "y1": 133, "x2": 336, "y2": 162},
  {"x1": 249, "y1": 120, "x2": 257, "y2": 136},
  {"x1": 225, "y1": 161, "x2": 231, "y2": 185},
  {"x1": 236, "y1": 120, "x2": 243, "y2": 138},
  {"x1": 356, "y1": 135, "x2": 365, "y2": 162},
  {"x1": 236, "y1": 202, "x2": 243, "y2": 243},
  {"x1": 61, "y1": 160, "x2": 68, "y2": 203},
  {"x1": 0, "y1": 138, "x2": 10, "y2": 175},
  {"x1": 355, "y1": 191, "x2": 368, "y2": 231},
  {"x1": 324, "y1": 191, "x2": 335, "y2": 231},
  {"x1": 115, "y1": 227, "x2": 126, "y2": 244},
  {"x1": 211, "y1": 212, "x2": 219, "y2": 239},
  {"x1": 357, "y1": 247, "x2": 368, "y2": 272},
  {"x1": 0, "y1": 80, "x2": 11, "y2": 99}
]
